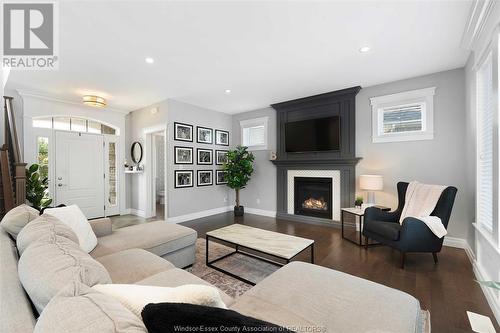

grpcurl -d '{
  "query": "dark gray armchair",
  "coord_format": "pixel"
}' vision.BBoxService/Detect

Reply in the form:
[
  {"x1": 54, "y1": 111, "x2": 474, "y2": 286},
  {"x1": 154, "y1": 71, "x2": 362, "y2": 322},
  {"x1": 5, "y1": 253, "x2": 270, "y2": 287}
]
[{"x1": 362, "y1": 182, "x2": 457, "y2": 268}]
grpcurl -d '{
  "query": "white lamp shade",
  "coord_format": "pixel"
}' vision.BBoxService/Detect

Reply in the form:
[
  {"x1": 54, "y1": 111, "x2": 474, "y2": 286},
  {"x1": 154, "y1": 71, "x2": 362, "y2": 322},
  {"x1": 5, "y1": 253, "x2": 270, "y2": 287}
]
[{"x1": 359, "y1": 175, "x2": 383, "y2": 191}]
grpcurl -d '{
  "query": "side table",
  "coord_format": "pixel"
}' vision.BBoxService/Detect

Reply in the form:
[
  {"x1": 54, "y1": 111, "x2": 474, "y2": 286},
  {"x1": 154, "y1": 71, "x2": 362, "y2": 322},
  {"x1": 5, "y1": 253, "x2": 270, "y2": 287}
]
[{"x1": 341, "y1": 206, "x2": 390, "y2": 246}]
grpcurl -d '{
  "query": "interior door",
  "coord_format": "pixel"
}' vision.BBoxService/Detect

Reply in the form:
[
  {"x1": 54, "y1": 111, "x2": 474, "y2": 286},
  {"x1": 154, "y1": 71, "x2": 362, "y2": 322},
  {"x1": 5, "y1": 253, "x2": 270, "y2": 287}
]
[{"x1": 55, "y1": 131, "x2": 105, "y2": 219}]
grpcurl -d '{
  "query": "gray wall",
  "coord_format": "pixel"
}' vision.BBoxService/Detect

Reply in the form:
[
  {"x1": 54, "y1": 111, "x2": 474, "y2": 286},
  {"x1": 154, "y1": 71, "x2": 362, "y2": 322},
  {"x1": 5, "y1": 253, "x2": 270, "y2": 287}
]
[
  {"x1": 231, "y1": 68, "x2": 471, "y2": 241},
  {"x1": 356, "y1": 68, "x2": 470, "y2": 240},
  {"x1": 231, "y1": 108, "x2": 277, "y2": 212},
  {"x1": 166, "y1": 99, "x2": 233, "y2": 217},
  {"x1": 126, "y1": 99, "x2": 233, "y2": 218}
]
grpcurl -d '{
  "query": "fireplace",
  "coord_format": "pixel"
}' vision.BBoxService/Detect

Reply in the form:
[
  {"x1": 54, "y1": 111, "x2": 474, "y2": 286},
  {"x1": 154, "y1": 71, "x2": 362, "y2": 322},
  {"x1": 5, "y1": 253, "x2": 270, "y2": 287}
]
[{"x1": 294, "y1": 177, "x2": 333, "y2": 219}]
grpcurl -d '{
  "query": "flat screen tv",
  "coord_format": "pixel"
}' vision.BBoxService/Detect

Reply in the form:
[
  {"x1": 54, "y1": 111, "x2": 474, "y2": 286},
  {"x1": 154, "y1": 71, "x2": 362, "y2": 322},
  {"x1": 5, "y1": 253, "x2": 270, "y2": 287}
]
[{"x1": 285, "y1": 116, "x2": 340, "y2": 153}]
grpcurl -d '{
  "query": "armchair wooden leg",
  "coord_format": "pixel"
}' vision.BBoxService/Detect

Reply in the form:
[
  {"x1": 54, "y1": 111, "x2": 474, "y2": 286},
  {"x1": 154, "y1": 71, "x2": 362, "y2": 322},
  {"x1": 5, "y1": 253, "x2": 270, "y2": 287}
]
[
  {"x1": 364, "y1": 236, "x2": 368, "y2": 250},
  {"x1": 432, "y1": 252, "x2": 438, "y2": 264},
  {"x1": 400, "y1": 252, "x2": 406, "y2": 269}
]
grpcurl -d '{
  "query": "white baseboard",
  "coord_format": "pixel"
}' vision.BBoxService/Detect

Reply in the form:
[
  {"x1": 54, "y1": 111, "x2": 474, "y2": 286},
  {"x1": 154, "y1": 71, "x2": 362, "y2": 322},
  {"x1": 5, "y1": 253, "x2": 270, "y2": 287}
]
[
  {"x1": 244, "y1": 207, "x2": 277, "y2": 218},
  {"x1": 167, "y1": 206, "x2": 232, "y2": 224},
  {"x1": 443, "y1": 236, "x2": 476, "y2": 263},
  {"x1": 443, "y1": 236, "x2": 499, "y2": 325},
  {"x1": 473, "y1": 262, "x2": 500, "y2": 325},
  {"x1": 126, "y1": 208, "x2": 147, "y2": 218}
]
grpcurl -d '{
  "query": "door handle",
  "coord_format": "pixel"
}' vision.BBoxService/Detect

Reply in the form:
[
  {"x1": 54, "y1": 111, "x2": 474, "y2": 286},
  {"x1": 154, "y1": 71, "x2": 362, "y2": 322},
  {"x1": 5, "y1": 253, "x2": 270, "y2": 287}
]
[{"x1": 57, "y1": 183, "x2": 65, "y2": 187}]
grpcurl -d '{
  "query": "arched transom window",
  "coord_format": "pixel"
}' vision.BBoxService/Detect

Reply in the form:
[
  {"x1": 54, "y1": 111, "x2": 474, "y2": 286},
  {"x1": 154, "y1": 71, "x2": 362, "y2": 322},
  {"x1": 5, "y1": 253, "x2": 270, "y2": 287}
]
[{"x1": 33, "y1": 116, "x2": 118, "y2": 135}]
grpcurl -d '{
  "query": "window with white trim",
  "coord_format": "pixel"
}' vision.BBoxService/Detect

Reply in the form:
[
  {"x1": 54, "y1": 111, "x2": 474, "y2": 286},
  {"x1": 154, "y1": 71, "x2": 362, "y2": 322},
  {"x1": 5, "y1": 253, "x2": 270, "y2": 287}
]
[
  {"x1": 240, "y1": 116, "x2": 268, "y2": 150},
  {"x1": 476, "y1": 51, "x2": 495, "y2": 234},
  {"x1": 32, "y1": 116, "x2": 117, "y2": 135},
  {"x1": 370, "y1": 87, "x2": 435, "y2": 143}
]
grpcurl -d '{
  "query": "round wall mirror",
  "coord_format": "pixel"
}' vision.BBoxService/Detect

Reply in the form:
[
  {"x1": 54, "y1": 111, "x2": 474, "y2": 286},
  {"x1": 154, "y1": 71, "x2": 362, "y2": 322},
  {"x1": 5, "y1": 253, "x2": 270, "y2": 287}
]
[{"x1": 131, "y1": 142, "x2": 143, "y2": 164}]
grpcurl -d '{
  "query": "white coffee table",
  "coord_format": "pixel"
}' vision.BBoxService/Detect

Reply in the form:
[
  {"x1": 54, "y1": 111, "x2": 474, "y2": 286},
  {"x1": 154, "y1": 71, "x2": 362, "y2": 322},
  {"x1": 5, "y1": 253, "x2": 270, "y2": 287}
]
[{"x1": 206, "y1": 224, "x2": 314, "y2": 285}]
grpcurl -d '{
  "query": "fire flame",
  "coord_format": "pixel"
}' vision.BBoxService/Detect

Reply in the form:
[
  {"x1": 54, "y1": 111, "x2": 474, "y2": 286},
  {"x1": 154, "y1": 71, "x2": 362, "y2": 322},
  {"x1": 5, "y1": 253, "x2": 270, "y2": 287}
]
[{"x1": 302, "y1": 197, "x2": 327, "y2": 210}]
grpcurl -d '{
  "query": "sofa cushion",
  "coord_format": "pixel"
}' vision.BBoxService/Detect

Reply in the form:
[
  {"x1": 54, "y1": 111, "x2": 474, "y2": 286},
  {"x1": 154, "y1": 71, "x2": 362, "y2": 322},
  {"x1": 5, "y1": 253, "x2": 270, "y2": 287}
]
[
  {"x1": 230, "y1": 262, "x2": 422, "y2": 333},
  {"x1": 90, "y1": 221, "x2": 197, "y2": 259},
  {"x1": 0, "y1": 228, "x2": 36, "y2": 333},
  {"x1": 92, "y1": 283, "x2": 227, "y2": 317},
  {"x1": 135, "y1": 268, "x2": 234, "y2": 307},
  {"x1": 16, "y1": 214, "x2": 79, "y2": 255},
  {"x1": 34, "y1": 281, "x2": 147, "y2": 333},
  {"x1": 44, "y1": 205, "x2": 98, "y2": 253},
  {"x1": 95, "y1": 248, "x2": 175, "y2": 284},
  {"x1": 142, "y1": 303, "x2": 293, "y2": 333},
  {"x1": 0, "y1": 204, "x2": 39, "y2": 238},
  {"x1": 364, "y1": 220, "x2": 401, "y2": 241},
  {"x1": 18, "y1": 237, "x2": 111, "y2": 313}
]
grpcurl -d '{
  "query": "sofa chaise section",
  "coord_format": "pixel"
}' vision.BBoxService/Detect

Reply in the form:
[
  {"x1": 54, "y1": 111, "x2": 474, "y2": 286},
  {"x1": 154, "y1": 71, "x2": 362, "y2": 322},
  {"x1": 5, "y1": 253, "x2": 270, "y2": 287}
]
[
  {"x1": 89, "y1": 219, "x2": 197, "y2": 268},
  {"x1": 230, "y1": 261, "x2": 422, "y2": 333}
]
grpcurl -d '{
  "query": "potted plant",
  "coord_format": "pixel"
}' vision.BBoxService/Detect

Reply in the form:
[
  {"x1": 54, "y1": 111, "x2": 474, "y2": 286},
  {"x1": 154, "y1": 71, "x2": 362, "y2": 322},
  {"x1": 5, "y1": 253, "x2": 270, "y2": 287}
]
[
  {"x1": 26, "y1": 163, "x2": 52, "y2": 211},
  {"x1": 355, "y1": 196, "x2": 363, "y2": 208},
  {"x1": 223, "y1": 145, "x2": 255, "y2": 216}
]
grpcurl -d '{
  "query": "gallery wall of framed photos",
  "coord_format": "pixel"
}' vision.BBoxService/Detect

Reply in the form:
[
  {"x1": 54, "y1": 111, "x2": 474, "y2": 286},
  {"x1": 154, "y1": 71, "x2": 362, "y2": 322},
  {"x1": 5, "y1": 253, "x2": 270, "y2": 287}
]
[{"x1": 173, "y1": 122, "x2": 230, "y2": 188}]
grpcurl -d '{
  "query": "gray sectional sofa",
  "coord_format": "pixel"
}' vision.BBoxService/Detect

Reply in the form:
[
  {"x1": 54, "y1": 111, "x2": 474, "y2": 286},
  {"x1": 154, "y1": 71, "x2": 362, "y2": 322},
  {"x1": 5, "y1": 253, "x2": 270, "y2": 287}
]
[{"x1": 1, "y1": 215, "x2": 424, "y2": 333}]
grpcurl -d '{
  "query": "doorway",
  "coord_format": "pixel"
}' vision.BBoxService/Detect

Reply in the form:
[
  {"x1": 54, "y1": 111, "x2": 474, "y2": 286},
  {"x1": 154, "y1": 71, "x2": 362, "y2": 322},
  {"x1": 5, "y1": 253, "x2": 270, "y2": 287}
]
[{"x1": 152, "y1": 131, "x2": 166, "y2": 220}]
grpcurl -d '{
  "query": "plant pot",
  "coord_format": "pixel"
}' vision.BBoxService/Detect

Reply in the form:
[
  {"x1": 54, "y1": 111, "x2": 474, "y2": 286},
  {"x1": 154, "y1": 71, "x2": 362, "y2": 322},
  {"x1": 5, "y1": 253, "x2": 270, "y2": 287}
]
[{"x1": 234, "y1": 205, "x2": 244, "y2": 216}]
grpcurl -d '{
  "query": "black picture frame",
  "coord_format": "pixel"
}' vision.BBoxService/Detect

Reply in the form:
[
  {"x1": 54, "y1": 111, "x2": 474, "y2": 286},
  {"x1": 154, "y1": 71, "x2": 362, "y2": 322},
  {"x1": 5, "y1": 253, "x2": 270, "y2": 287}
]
[
  {"x1": 197, "y1": 170, "x2": 213, "y2": 187},
  {"x1": 174, "y1": 146, "x2": 193, "y2": 164},
  {"x1": 215, "y1": 150, "x2": 229, "y2": 165},
  {"x1": 215, "y1": 129, "x2": 229, "y2": 146},
  {"x1": 197, "y1": 126, "x2": 213, "y2": 144},
  {"x1": 174, "y1": 122, "x2": 193, "y2": 142},
  {"x1": 197, "y1": 148, "x2": 213, "y2": 165},
  {"x1": 216, "y1": 170, "x2": 228, "y2": 185},
  {"x1": 174, "y1": 170, "x2": 194, "y2": 188}
]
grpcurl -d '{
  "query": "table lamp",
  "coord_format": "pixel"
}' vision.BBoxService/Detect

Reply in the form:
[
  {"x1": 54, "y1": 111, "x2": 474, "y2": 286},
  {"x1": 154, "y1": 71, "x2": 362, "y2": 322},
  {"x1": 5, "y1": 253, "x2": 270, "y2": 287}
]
[{"x1": 359, "y1": 175, "x2": 383, "y2": 206}]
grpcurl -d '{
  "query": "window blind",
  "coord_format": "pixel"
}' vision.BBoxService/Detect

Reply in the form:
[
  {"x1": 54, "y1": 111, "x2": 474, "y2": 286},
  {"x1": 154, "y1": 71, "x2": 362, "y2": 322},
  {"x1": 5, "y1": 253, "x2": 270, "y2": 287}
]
[
  {"x1": 477, "y1": 53, "x2": 494, "y2": 232},
  {"x1": 243, "y1": 125, "x2": 265, "y2": 146},
  {"x1": 382, "y1": 103, "x2": 423, "y2": 133}
]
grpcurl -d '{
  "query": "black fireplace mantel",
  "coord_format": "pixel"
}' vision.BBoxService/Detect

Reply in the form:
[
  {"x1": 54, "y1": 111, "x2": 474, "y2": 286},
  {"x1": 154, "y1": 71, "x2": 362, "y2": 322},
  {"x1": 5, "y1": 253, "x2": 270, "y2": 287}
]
[{"x1": 270, "y1": 86, "x2": 362, "y2": 225}]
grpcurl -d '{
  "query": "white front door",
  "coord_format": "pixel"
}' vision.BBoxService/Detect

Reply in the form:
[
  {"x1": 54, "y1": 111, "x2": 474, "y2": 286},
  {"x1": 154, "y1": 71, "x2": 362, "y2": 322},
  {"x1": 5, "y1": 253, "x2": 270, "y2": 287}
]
[{"x1": 55, "y1": 131, "x2": 105, "y2": 219}]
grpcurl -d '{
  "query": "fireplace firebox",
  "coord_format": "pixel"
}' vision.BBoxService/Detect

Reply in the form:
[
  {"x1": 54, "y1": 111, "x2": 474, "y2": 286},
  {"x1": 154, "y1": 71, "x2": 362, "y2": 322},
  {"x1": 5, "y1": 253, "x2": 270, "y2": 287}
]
[{"x1": 294, "y1": 177, "x2": 333, "y2": 219}]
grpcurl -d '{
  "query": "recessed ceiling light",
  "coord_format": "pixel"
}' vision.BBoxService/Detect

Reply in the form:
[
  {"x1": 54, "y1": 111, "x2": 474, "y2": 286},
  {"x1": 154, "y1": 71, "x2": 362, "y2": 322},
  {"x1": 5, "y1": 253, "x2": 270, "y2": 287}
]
[
  {"x1": 225, "y1": 89, "x2": 231, "y2": 94},
  {"x1": 145, "y1": 57, "x2": 155, "y2": 64},
  {"x1": 359, "y1": 46, "x2": 371, "y2": 53}
]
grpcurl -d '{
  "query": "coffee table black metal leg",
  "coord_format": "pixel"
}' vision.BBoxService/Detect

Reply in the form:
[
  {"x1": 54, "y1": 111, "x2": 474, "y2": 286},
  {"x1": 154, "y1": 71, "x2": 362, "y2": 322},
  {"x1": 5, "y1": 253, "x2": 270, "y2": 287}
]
[
  {"x1": 341, "y1": 210, "x2": 344, "y2": 239},
  {"x1": 311, "y1": 243, "x2": 315, "y2": 264},
  {"x1": 205, "y1": 235, "x2": 209, "y2": 265}
]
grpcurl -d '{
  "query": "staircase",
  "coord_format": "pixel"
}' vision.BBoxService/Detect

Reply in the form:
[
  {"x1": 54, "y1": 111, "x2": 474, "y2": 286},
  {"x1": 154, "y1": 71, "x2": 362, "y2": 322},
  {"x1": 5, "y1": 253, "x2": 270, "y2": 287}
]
[{"x1": 0, "y1": 96, "x2": 27, "y2": 218}]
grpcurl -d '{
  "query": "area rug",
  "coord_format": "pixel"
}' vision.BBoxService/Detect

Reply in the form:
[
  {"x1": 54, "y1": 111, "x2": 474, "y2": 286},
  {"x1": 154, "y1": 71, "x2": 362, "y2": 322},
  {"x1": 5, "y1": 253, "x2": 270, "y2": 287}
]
[
  {"x1": 186, "y1": 238, "x2": 431, "y2": 333},
  {"x1": 185, "y1": 238, "x2": 278, "y2": 298}
]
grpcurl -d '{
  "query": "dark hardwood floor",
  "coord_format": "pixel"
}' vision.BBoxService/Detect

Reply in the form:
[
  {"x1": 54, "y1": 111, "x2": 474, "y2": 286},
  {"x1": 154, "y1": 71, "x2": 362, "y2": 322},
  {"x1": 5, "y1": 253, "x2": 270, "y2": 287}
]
[{"x1": 111, "y1": 212, "x2": 498, "y2": 333}]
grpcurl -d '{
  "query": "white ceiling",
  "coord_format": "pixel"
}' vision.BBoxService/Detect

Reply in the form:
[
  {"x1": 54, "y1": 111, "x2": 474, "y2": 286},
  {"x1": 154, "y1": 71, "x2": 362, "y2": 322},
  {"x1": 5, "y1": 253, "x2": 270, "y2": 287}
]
[{"x1": 7, "y1": 1, "x2": 472, "y2": 114}]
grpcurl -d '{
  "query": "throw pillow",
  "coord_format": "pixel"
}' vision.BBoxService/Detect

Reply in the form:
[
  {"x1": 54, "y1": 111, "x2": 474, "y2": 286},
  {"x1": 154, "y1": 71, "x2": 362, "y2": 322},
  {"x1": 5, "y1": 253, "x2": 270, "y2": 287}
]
[
  {"x1": 18, "y1": 236, "x2": 111, "y2": 313},
  {"x1": 34, "y1": 281, "x2": 147, "y2": 333},
  {"x1": 16, "y1": 214, "x2": 79, "y2": 255},
  {"x1": 141, "y1": 303, "x2": 294, "y2": 333},
  {"x1": 0, "y1": 204, "x2": 39, "y2": 238},
  {"x1": 92, "y1": 283, "x2": 227, "y2": 318},
  {"x1": 44, "y1": 204, "x2": 97, "y2": 252}
]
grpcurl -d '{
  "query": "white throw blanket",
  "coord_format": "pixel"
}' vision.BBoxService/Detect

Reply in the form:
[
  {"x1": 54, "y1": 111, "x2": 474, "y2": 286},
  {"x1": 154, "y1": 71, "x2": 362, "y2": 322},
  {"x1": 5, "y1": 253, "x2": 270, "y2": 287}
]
[{"x1": 399, "y1": 181, "x2": 447, "y2": 238}]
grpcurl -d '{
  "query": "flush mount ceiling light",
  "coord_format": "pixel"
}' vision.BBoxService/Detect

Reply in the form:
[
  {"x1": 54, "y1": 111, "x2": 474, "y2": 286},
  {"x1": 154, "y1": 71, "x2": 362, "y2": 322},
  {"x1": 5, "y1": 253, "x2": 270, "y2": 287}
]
[
  {"x1": 359, "y1": 46, "x2": 371, "y2": 53},
  {"x1": 225, "y1": 89, "x2": 232, "y2": 94},
  {"x1": 82, "y1": 95, "x2": 106, "y2": 108},
  {"x1": 145, "y1": 57, "x2": 155, "y2": 64}
]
